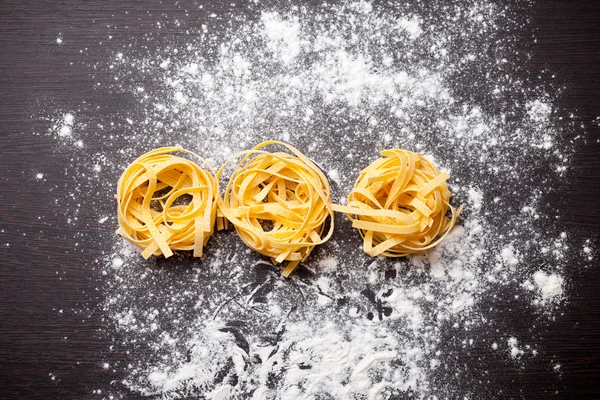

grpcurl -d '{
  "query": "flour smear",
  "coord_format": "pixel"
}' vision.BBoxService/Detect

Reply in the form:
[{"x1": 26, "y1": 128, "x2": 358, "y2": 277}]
[{"x1": 40, "y1": 0, "x2": 596, "y2": 399}]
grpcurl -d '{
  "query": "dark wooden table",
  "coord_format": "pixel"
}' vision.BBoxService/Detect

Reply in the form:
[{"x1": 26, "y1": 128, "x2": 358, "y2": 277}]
[{"x1": 0, "y1": 1, "x2": 599, "y2": 399}]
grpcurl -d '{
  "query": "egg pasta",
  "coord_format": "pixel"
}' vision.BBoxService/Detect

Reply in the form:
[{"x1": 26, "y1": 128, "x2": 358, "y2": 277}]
[
  {"x1": 216, "y1": 141, "x2": 334, "y2": 277},
  {"x1": 116, "y1": 147, "x2": 218, "y2": 259},
  {"x1": 332, "y1": 149, "x2": 462, "y2": 257}
]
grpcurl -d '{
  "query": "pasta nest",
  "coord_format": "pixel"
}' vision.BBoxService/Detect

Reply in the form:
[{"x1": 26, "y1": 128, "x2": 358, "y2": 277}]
[
  {"x1": 116, "y1": 147, "x2": 218, "y2": 259},
  {"x1": 217, "y1": 141, "x2": 334, "y2": 277},
  {"x1": 333, "y1": 149, "x2": 462, "y2": 257}
]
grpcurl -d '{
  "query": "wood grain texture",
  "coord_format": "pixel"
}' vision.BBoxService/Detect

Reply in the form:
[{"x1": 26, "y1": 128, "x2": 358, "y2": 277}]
[{"x1": 0, "y1": 1, "x2": 598, "y2": 399}]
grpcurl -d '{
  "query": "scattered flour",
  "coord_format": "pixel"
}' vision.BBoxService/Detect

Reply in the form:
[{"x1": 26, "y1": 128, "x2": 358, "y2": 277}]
[
  {"x1": 261, "y1": 12, "x2": 301, "y2": 64},
  {"x1": 582, "y1": 240, "x2": 596, "y2": 261},
  {"x1": 111, "y1": 258, "x2": 124, "y2": 269},
  {"x1": 553, "y1": 363, "x2": 561, "y2": 372},
  {"x1": 533, "y1": 271, "x2": 564, "y2": 303},
  {"x1": 467, "y1": 187, "x2": 483, "y2": 210},
  {"x1": 507, "y1": 337, "x2": 524, "y2": 359},
  {"x1": 49, "y1": 112, "x2": 77, "y2": 144},
  {"x1": 500, "y1": 245, "x2": 520, "y2": 266},
  {"x1": 527, "y1": 100, "x2": 552, "y2": 123},
  {"x1": 398, "y1": 16, "x2": 423, "y2": 40},
  {"x1": 39, "y1": 0, "x2": 593, "y2": 398}
]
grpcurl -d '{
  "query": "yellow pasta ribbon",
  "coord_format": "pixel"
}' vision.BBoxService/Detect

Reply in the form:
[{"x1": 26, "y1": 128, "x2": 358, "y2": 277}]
[
  {"x1": 217, "y1": 141, "x2": 334, "y2": 277},
  {"x1": 116, "y1": 147, "x2": 218, "y2": 259},
  {"x1": 332, "y1": 149, "x2": 462, "y2": 257}
]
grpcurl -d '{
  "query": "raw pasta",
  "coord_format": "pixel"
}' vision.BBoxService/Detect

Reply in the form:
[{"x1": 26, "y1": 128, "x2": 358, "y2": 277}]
[
  {"x1": 115, "y1": 144, "x2": 459, "y2": 274},
  {"x1": 116, "y1": 147, "x2": 218, "y2": 259},
  {"x1": 217, "y1": 141, "x2": 334, "y2": 277},
  {"x1": 332, "y1": 149, "x2": 462, "y2": 257}
]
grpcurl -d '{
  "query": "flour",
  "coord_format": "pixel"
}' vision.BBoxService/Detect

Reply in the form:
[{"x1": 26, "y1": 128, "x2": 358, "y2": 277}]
[
  {"x1": 553, "y1": 363, "x2": 561, "y2": 372},
  {"x1": 467, "y1": 187, "x2": 483, "y2": 210},
  {"x1": 261, "y1": 12, "x2": 301, "y2": 64},
  {"x1": 507, "y1": 337, "x2": 524, "y2": 359},
  {"x1": 582, "y1": 239, "x2": 596, "y2": 262},
  {"x1": 522, "y1": 270, "x2": 565, "y2": 306},
  {"x1": 398, "y1": 17, "x2": 423, "y2": 40},
  {"x1": 39, "y1": 0, "x2": 594, "y2": 398},
  {"x1": 111, "y1": 258, "x2": 124, "y2": 269},
  {"x1": 49, "y1": 112, "x2": 77, "y2": 144},
  {"x1": 500, "y1": 245, "x2": 520, "y2": 266},
  {"x1": 532, "y1": 271, "x2": 564, "y2": 303},
  {"x1": 527, "y1": 100, "x2": 552, "y2": 123}
]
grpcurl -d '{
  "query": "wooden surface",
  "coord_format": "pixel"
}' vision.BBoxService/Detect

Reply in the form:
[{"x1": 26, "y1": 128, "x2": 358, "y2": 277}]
[{"x1": 0, "y1": 1, "x2": 599, "y2": 399}]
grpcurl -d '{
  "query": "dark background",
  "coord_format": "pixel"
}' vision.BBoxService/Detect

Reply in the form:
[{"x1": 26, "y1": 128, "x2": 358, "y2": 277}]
[{"x1": 0, "y1": 1, "x2": 598, "y2": 399}]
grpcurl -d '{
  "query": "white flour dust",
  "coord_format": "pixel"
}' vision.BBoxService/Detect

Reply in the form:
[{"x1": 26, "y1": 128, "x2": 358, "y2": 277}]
[{"x1": 39, "y1": 0, "x2": 597, "y2": 399}]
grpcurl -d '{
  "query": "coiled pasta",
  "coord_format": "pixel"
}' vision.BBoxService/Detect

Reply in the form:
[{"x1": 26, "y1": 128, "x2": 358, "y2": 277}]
[
  {"x1": 217, "y1": 141, "x2": 334, "y2": 277},
  {"x1": 333, "y1": 149, "x2": 461, "y2": 257},
  {"x1": 116, "y1": 147, "x2": 218, "y2": 259}
]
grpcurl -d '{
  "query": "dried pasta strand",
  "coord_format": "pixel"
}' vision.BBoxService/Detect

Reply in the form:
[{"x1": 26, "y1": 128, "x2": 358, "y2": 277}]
[
  {"x1": 216, "y1": 141, "x2": 334, "y2": 277},
  {"x1": 116, "y1": 147, "x2": 218, "y2": 259},
  {"x1": 332, "y1": 149, "x2": 462, "y2": 257}
]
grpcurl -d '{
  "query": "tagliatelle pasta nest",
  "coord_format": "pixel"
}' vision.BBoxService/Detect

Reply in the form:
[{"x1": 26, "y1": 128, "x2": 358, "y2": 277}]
[
  {"x1": 333, "y1": 149, "x2": 462, "y2": 257},
  {"x1": 217, "y1": 141, "x2": 334, "y2": 277},
  {"x1": 116, "y1": 147, "x2": 218, "y2": 259}
]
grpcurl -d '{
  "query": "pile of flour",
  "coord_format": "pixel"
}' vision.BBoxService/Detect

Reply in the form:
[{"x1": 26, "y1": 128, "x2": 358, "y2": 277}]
[{"x1": 41, "y1": 0, "x2": 596, "y2": 398}]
